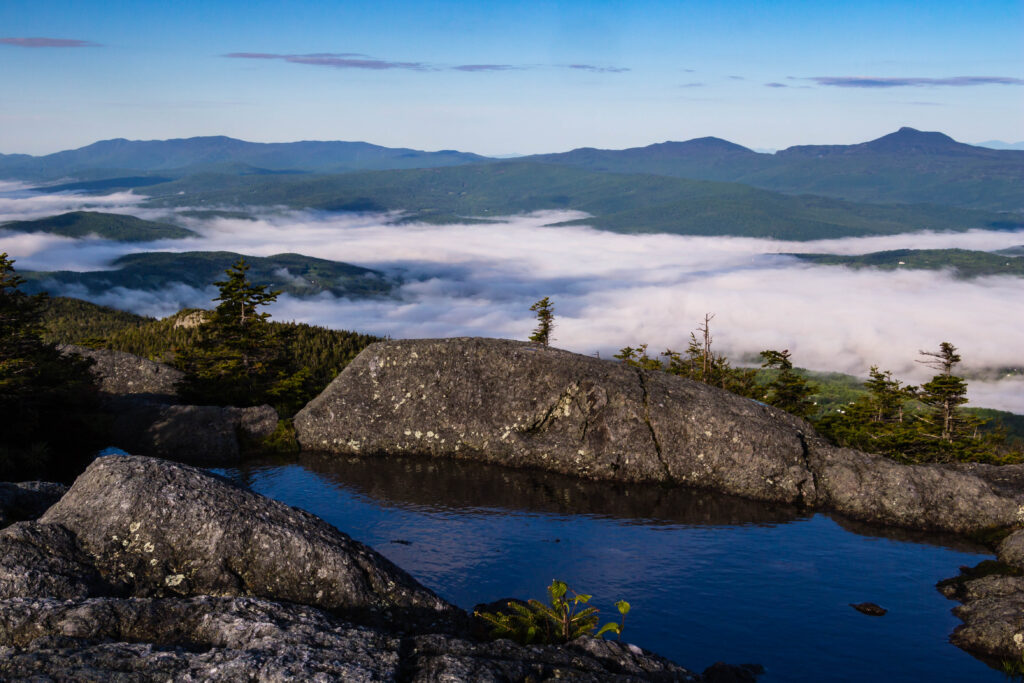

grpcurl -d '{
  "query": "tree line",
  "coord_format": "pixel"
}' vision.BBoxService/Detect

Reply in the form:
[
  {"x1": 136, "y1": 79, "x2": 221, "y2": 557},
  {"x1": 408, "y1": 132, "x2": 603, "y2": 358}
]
[{"x1": 608, "y1": 314, "x2": 1017, "y2": 464}]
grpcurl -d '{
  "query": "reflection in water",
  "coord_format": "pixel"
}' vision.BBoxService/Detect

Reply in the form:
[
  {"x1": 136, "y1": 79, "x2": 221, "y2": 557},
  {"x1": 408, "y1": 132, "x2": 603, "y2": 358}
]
[
  {"x1": 217, "y1": 453, "x2": 999, "y2": 683},
  {"x1": 292, "y1": 451, "x2": 806, "y2": 527}
]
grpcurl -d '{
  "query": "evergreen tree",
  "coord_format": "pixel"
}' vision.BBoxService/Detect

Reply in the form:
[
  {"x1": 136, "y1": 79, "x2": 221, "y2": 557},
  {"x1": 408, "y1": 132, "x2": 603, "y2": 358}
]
[
  {"x1": 913, "y1": 342, "x2": 991, "y2": 461},
  {"x1": 614, "y1": 344, "x2": 663, "y2": 371},
  {"x1": 863, "y1": 366, "x2": 916, "y2": 424},
  {"x1": 529, "y1": 297, "x2": 555, "y2": 346},
  {"x1": 662, "y1": 314, "x2": 759, "y2": 397},
  {"x1": 176, "y1": 259, "x2": 307, "y2": 413},
  {"x1": 759, "y1": 349, "x2": 817, "y2": 418},
  {"x1": 0, "y1": 253, "x2": 102, "y2": 480}
]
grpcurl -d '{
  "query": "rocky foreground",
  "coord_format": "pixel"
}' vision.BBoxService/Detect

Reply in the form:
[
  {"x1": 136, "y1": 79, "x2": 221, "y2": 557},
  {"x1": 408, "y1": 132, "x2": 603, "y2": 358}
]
[
  {"x1": 940, "y1": 528, "x2": 1024, "y2": 661},
  {"x1": 67, "y1": 337, "x2": 1024, "y2": 666},
  {"x1": 0, "y1": 455, "x2": 722, "y2": 681},
  {"x1": 295, "y1": 338, "x2": 1024, "y2": 536}
]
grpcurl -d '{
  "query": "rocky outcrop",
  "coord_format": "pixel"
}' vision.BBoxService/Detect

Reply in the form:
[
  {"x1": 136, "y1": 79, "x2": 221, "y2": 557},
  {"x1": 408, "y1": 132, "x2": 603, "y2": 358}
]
[
  {"x1": 939, "y1": 531, "x2": 1024, "y2": 660},
  {"x1": 0, "y1": 481, "x2": 67, "y2": 528},
  {"x1": 61, "y1": 345, "x2": 278, "y2": 464},
  {"x1": 0, "y1": 455, "x2": 701, "y2": 680},
  {"x1": 61, "y1": 344, "x2": 184, "y2": 400},
  {"x1": 808, "y1": 446, "x2": 1023, "y2": 534},
  {"x1": 294, "y1": 338, "x2": 1024, "y2": 535},
  {"x1": 109, "y1": 399, "x2": 278, "y2": 464}
]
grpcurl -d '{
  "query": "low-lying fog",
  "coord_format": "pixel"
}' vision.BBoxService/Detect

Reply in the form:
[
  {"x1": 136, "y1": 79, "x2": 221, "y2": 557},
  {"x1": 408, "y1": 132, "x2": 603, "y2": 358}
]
[{"x1": 2, "y1": 182, "x2": 1022, "y2": 412}]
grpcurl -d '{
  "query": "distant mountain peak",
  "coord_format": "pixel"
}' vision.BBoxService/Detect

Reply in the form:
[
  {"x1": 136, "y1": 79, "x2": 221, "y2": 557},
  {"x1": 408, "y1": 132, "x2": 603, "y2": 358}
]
[
  {"x1": 653, "y1": 137, "x2": 755, "y2": 154},
  {"x1": 862, "y1": 127, "x2": 960, "y2": 151}
]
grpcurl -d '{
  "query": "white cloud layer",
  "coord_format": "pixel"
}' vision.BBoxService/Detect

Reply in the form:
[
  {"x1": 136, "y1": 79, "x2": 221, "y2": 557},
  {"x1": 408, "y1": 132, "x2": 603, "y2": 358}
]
[{"x1": 2, "y1": 186, "x2": 1023, "y2": 413}]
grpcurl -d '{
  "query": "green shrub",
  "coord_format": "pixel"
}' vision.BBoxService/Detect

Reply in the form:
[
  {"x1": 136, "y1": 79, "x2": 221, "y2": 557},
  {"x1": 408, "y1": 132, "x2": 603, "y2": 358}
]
[{"x1": 474, "y1": 579, "x2": 630, "y2": 645}]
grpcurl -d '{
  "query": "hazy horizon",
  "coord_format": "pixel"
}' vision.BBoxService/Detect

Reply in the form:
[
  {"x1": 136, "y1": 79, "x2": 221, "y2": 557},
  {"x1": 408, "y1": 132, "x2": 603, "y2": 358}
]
[{"x1": 2, "y1": 1, "x2": 1022, "y2": 155}]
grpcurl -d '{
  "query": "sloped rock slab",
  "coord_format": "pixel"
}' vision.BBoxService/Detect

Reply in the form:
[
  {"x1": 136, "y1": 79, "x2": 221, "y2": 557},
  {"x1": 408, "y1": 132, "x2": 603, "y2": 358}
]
[
  {"x1": 810, "y1": 447, "x2": 1024, "y2": 535},
  {"x1": 0, "y1": 596, "x2": 402, "y2": 682},
  {"x1": 0, "y1": 597, "x2": 699, "y2": 682},
  {"x1": 294, "y1": 337, "x2": 1024, "y2": 534},
  {"x1": 295, "y1": 338, "x2": 816, "y2": 505},
  {"x1": 40, "y1": 455, "x2": 462, "y2": 633}
]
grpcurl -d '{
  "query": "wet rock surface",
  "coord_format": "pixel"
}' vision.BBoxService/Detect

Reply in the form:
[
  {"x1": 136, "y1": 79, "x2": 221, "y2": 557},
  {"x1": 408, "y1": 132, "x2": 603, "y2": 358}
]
[
  {"x1": 1, "y1": 456, "x2": 702, "y2": 681},
  {"x1": 294, "y1": 338, "x2": 1024, "y2": 534},
  {"x1": 849, "y1": 602, "x2": 887, "y2": 616},
  {"x1": 941, "y1": 531, "x2": 1024, "y2": 660}
]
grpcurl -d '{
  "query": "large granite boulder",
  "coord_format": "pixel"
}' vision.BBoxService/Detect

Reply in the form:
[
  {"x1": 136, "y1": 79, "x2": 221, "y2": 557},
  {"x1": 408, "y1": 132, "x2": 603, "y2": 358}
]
[
  {"x1": 40, "y1": 455, "x2": 460, "y2": 631},
  {"x1": 109, "y1": 399, "x2": 278, "y2": 464},
  {"x1": 62, "y1": 345, "x2": 279, "y2": 464},
  {"x1": 61, "y1": 345, "x2": 183, "y2": 400},
  {"x1": 294, "y1": 338, "x2": 1024, "y2": 534},
  {"x1": 809, "y1": 447, "x2": 1023, "y2": 533},
  {"x1": 295, "y1": 338, "x2": 816, "y2": 504},
  {"x1": 0, "y1": 456, "x2": 702, "y2": 680}
]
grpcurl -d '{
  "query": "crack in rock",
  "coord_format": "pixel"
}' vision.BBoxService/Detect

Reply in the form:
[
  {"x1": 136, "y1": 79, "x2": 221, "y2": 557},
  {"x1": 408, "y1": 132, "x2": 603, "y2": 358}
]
[{"x1": 635, "y1": 369, "x2": 672, "y2": 481}]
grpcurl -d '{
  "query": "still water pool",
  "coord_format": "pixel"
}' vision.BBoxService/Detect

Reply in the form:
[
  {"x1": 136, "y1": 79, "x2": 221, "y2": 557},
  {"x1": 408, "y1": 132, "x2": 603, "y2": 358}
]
[{"x1": 214, "y1": 452, "x2": 999, "y2": 682}]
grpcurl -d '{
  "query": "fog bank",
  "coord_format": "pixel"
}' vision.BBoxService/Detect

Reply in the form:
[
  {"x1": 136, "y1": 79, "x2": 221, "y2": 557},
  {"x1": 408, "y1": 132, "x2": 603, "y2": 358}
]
[{"x1": 2, "y1": 187, "x2": 1022, "y2": 412}]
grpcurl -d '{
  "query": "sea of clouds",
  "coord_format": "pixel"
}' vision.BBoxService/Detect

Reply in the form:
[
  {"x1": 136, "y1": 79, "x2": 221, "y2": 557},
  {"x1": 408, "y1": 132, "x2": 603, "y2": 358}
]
[{"x1": 2, "y1": 181, "x2": 1022, "y2": 412}]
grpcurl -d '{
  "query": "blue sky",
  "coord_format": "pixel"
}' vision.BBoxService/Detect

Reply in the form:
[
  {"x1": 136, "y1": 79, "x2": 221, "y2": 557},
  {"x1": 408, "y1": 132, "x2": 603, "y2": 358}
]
[{"x1": 1, "y1": 0, "x2": 1022, "y2": 155}]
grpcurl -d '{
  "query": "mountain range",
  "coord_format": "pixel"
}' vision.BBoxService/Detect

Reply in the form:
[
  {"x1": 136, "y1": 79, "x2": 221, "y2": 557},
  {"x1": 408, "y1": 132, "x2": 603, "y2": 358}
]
[
  {"x1": 5, "y1": 127, "x2": 1022, "y2": 212},
  {"x1": 3, "y1": 127, "x2": 1023, "y2": 242}
]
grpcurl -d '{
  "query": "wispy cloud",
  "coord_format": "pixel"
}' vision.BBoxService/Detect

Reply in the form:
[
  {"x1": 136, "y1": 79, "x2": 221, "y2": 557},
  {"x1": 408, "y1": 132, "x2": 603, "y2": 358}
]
[
  {"x1": 764, "y1": 82, "x2": 788, "y2": 88},
  {"x1": 567, "y1": 64, "x2": 630, "y2": 74},
  {"x1": 225, "y1": 52, "x2": 431, "y2": 71},
  {"x1": 452, "y1": 64, "x2": 520, "y2": 72},
  {"x1": 0, "y1": 37, "x2": 101, "y2": 48},
  {"x1": 810, "y1": 75, "x2": 1024, "y2": 88},
  {"x1": 225, "y1": 53, "x2": 627, "y2": 74},
  {"x1": 679, "y1": 81, "x2": 705, "y2": 88}
]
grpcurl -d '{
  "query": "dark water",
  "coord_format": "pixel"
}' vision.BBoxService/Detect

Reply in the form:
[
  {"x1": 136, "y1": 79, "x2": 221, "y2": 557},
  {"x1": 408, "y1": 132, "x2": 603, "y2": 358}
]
[{"x1": 214, "y1": 452, "x2": 1000, "y2": 682}]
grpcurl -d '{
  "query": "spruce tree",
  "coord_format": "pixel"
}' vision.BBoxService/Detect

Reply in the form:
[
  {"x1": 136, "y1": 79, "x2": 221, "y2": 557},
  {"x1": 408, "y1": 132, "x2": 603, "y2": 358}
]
[
  {"x1": 914, "y1": 342, "x2": 989, "y2": 460},
  {"x1": 529, "y1": 297, "x2": 555, "y2": 346}
]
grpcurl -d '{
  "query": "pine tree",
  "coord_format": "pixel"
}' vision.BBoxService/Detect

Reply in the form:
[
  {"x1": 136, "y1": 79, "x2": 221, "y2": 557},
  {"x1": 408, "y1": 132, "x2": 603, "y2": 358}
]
[{"x1": 529, "y1": 297, "x2": 555, "y2": 346}]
